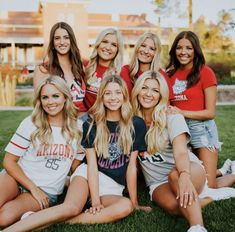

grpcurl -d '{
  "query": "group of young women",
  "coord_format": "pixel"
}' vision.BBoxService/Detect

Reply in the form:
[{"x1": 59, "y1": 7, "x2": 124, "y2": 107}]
[{"x1": 0, "y1": 22, "x2": 235, "y2": 232}]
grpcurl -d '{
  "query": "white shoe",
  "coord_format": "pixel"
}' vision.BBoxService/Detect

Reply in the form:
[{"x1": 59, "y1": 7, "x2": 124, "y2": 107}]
[
  {"x1": 231, "y1": 161, "x2": 235, "y2": 174},
  {"x1": 21, "y1": 211, "x2": 34, "y2": 220},
  {"x1": 199, "y1": 185, "x2": 235, "y2": 201},
  {"x1": 187, "y1": 224, "x2": 207, "y2": 232},
  {"x1": 218, "y1": 159, "x2": 232, "y2": 175}
]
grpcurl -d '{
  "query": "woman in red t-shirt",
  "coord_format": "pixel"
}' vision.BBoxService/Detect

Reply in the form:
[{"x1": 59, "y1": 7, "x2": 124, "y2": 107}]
[
  {"x1": 120, "y1": 32, "x2": 173, "y2": 99},
  {"x1": 166, "y1": 31, "x2": 235, "y2": 188},
  {"x1": 33, "y1": 22, "x2": 86, "y2": 116},
  {"x1": 84, "y1": 28, "x2": 124, "y2": 109}
]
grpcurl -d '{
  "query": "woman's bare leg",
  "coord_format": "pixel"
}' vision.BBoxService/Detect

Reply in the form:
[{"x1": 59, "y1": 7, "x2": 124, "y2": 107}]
[
  {"x1": 68, "y1": 195, "x2": 133, "y2": 224},
  {"x1": 3, "y1": 176, "x2": 88, "y2": 232}
]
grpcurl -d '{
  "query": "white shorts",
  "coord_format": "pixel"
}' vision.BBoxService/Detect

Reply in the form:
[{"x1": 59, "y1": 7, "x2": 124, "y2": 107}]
[
  {"x1": 149, "y1": 181, "x2": 168, "y2": 201},
  {"x1": 149, "y1": 159, "x2": 205, "y2": 201},
  {"x1": 71, "y1": 163, "x2": 124, "y2": 196}
]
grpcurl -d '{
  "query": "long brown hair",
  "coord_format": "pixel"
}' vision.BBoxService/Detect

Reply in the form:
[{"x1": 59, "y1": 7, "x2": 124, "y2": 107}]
[
  {"x1": 166, "y1": 31, "x2": 205, "y2": 88},
  {"x1": 45, "y1": 22, "x2": 85, "y2": 82}
]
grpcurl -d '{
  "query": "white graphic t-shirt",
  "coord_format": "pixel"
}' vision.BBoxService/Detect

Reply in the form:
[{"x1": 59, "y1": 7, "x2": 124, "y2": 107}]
[{"x1": 5, "y1": 116, "x2": 83, "y2": 195}]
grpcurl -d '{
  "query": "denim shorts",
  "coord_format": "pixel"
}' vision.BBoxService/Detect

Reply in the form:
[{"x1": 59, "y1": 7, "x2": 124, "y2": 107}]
[
  {"x1": 185, "y1": 119, "x2": 221, "y2": 151},
  {"x1": 1, "y1": 169, "x2": 58, "y2": 206},
  {"x1": 19, "y1": 185, "x2": 58, "y2": 206}
]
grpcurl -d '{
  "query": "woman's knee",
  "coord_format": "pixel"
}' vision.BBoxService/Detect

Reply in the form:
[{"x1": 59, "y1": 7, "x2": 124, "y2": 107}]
[
  {"x1": 168, "y1": 169, "x2": 179, "y2": 184},
  {"x1": 113, "y1": 198, "x2": 133, "y2": 219},
  {"x1": 154, "y1": 197, "x2": 179, "y2": 215},
  {"x1": 61, "y1": 203, "x2": 83, "y2": 218},
  {"x1": 0, "y1": 210, "x2": 18, "y2": 227}
]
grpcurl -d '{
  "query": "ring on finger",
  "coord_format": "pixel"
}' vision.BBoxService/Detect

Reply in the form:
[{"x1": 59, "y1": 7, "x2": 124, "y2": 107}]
[{"x1": 183, "y1": 192, "x2": 189, "y2": 195}]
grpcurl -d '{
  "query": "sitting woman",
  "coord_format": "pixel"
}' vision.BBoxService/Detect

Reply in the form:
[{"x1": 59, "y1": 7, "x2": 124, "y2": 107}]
[
  {"x1": 0, "y1": 76, "x2": 83, "y2": 228},
  {"x1": 131, "y1": 70, "x2": 235, "y2": 232}
]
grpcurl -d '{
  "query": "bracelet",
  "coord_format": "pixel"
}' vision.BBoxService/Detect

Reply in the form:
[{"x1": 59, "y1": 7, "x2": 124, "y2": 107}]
[{"x1": 179, "y1": 170, "x2": 191, "y2": 176}]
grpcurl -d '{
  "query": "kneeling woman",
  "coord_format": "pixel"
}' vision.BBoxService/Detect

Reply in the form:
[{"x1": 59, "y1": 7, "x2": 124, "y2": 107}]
[{"x1": 131, "y1": 70, "x2": 209, "y2": 232}]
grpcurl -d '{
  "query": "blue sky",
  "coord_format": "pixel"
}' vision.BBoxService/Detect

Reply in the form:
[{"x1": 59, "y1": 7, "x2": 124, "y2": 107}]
[{"x1": 0, "y1": 0, "x2": 234, "y2": 29}]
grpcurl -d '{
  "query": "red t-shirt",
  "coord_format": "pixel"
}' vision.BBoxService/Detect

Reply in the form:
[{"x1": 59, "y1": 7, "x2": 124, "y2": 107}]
[
  {"x1": 169, "y1": 65, "x2": 217, "y2": 111},
  {"x1": 120, "y1": 64, "x2": 174, "y2": 100},
  {"x1": 84, "y1": 63, "x2": 108, "y2": 109}
]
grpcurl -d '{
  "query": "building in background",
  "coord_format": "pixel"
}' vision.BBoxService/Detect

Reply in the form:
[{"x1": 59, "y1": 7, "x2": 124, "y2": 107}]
[{"x1": 0, "y1": 0, "x2": 172, "y2": 71}]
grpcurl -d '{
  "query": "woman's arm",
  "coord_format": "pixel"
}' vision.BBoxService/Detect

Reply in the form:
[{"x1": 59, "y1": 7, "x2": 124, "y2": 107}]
[
  {"x1": 171, "y1": 86, "x2": 217, "y2": 120},
  {"x1": 126, "y1": 151, "x2": 138, "y2": 208},
  {"x1": 172, "y1": 133, "x2": 198, "y2": 208},
  {"x1": 33, "y1": 65, "x2": 49, "y2": 91},
  {"x1": 126, "y1": 151, "x2": 151, "y2": 212},
  {"x1": 3, "y1": 153, "x2": 50, "y2": 209},
  {"x1": 86, "y1": 148, "x2": 104, "y2": 214}
]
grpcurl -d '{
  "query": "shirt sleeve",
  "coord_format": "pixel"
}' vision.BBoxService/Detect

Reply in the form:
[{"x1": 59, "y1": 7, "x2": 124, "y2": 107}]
[
  {"x1": 167, "y1": 114, "x2": 190, "y2": 144},
  {"x1": 132, "y1": 117, "x2": 147, "y2": 152},
  {"x1": 5, "y1": 116, "x2": 34, "y2": 157},
  {"x1": 201, "y1": 65, "x2": 217, "y2": 89},
  {"x1": 159, "y1": 68, "x2": 174, "y2": 101}
]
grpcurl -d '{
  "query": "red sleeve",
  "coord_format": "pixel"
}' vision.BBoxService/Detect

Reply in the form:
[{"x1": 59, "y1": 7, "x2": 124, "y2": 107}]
[
  {"x1": 120, "y1": 65, "x2": 133, "y2": 95},
  {"x1": 159, "y1": 68, "x2": 174, "y2": 100},
  {"x1": 200, "y1": 65, "x2": 217, "y2": 90}
]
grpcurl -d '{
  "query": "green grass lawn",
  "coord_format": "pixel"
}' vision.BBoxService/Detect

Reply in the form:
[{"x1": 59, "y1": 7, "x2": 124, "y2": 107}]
[{"x1": 0, "y1": 106, "x2": 235, "y2": 232}]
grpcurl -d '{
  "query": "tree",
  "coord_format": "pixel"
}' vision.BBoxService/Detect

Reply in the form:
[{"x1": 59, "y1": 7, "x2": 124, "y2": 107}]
[{"x1": 153, "y1": 0, "x2": 192, "y2": 28}]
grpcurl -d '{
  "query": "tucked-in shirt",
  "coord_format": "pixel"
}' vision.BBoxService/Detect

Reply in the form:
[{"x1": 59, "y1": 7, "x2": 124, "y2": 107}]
[{"x1": 82, "y1": 116, "x2": 147, "y2": 185}]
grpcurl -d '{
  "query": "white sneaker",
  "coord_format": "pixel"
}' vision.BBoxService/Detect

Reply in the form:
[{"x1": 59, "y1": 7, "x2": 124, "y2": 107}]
[
  {"x1": 218, "y1": 159, "x2": 232, "y2": 175},
  {"x1": 21, "y1": 211, "x2": 34, "y2": 220},
  {"x1": 199, "y1": 185, "x2": 235, "y2": 201},
  {"x1": 231, "y1": 161, "x2": 235, "y2": 174},
  {"x1": 187, "y1": 224, "x2": 207, "y2": 232}
]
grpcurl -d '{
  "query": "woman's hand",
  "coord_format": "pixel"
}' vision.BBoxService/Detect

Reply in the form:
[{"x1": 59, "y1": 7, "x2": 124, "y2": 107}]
[
  {"x1": 85, "y1": 204, "x2": 104, "y2": 214},
  {"x1": 30, "y1": 186, "x2": 50, "y2": 209},
  {"x1": 167, "y1": 105, "x2": 182, "y2": 115},
  {"x1": 176, "y1": 173, "x2": 198, "y2": 208}
]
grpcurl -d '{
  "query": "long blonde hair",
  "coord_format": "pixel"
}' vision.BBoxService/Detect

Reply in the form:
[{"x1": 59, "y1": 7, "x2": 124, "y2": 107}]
[
  {"x1": 131, "y1": 71, "x2": 169, "y2": 154},
  {"x1": 88, "y1": 75, "x2": 134, "y2": 158},
  {"x1": 85, "y1": 28, "x2": 124, "y2": 82},
  {"x1": 129, "y1": 32, "x2": 162, "y2": 84},
  {"x1": 31, "y1": 76, "x2": 82, "y2": 150}
]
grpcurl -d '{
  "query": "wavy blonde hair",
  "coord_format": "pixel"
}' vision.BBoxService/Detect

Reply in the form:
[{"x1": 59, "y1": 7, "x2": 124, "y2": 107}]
[
  {"x1": 85, "y1": 28, "x2": 124, "y2": 83},
  {"x1": 131, "y1": 70, "x2": 169, "y2": 154},
  {"x1": 88, "y1": 75, "x2": 134, "y2": 158},
  {"x1": 31, "y1": 76, "x2": 82, "y2": 151},
  {"x1": 129, "y1": 32, "x2": 162, "y2": 84}
]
